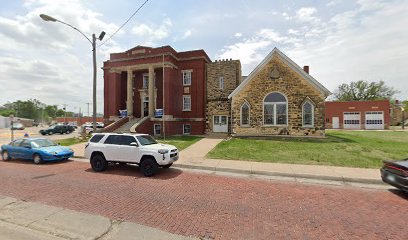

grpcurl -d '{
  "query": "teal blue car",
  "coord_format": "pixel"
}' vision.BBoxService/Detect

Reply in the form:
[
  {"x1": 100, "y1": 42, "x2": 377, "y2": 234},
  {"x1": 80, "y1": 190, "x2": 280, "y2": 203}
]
[{"x1": 1, "y1": 138, "x2": 74, "y2": 164}]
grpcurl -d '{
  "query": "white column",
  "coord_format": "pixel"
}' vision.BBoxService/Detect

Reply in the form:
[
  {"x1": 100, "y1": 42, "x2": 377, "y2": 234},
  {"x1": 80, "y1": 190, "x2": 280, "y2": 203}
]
[
  {"x1": 148, "y1": 65, "x2": 155, "y2": 117},
  {"x1": 126, "y1": 69, "x2": 133, "y2": 117}
]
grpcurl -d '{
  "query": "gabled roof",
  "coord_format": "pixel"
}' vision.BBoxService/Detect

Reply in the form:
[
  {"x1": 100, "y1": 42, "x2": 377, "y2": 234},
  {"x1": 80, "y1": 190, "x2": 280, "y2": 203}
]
[{"x1": 228, "y1": 47, "x2": 331, "y2": 99}]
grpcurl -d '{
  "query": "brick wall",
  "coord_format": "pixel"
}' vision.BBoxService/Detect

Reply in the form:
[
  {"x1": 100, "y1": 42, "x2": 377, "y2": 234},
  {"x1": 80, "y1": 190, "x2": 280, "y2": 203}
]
[
  {"x1": 325, "y1": 100, "x2": 391, "y2": 129},
  {"x1": 136, "y1": 119, "x2": 205, "y2": 136}
]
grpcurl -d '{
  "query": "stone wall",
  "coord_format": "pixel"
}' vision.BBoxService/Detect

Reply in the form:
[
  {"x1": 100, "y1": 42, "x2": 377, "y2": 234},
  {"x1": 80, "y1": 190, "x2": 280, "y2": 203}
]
[
  {"x1": 231, "y1": 53, "x2": 326, "y2": 137},
  {"x1": 206, "y1": 60, "x2": 241, "y2": 133}
]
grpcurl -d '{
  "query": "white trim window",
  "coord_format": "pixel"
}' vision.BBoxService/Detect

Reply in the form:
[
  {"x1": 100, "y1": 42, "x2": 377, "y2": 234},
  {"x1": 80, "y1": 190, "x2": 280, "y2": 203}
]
[
  {"x1": 263, "y1": 92, "x2": 287, "y2": 125},
  {"x1": 183, "y1": 95, "x2": 191, "y2": 111},
  {"x1": 182, "y1": 70, "x2": 192, "y2": 86},
  {"x1": 142, "y1": 74, "x2": 149, "y2": 89},
  {"x1": 183, "y1": 124, "x2": 191, "y2": 135},
  {"x1": 240, "y1": 102, "x2": 250, "y2": 126},
  {"x1": 302, "y1": 101, "x2": 314, "y2": 127},
  {"x1": 219, "y1": 76, "x2": 224, "y2": 90},
  {"x1": 154, "y1": 124, "x2": 161, "y2": 136}
]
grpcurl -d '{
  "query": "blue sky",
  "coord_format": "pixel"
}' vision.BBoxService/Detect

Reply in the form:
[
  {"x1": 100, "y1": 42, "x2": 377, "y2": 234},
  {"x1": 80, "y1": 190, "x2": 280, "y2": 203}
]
[{"x1": 0, "y1": 0, "x2": 407, "y2": 114}]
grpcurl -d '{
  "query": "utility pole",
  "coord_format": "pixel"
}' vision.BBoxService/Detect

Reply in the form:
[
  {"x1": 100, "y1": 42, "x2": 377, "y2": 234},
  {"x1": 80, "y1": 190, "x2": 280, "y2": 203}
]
[
  {"x1": 79, "y1": 107, "x2": 82, "y2": 127},
  {"x1": 63, "y1": 104, "x2": 67, "y2": 124},
  {"x1": 86, "y1": 102, "x2": 91, "y2": 123},
  {"x1": 39, "y1": 14, "x2": 104, "y2": 133}
]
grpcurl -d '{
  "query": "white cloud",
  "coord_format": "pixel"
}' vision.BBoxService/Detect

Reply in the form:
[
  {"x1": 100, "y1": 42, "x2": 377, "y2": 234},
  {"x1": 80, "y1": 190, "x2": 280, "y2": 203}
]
[
  {"x1": 217, "y1": 29, "x2": 294, "y2": 72},
  {"x1": 286, "y1": 0, "x2": 408, "y2": 98},
  {"x1": 131, "y1": 18, "x2": 172, "y2": 45},
  {"x1": 295, "y1": 7, "x2": 320, "y2": 25},
  {"x1": 234, "y1": 32, "x2": 242, "y2": 38},
  {"x1": 0, "y1": 0, "x2": 121, "y2": 112}
]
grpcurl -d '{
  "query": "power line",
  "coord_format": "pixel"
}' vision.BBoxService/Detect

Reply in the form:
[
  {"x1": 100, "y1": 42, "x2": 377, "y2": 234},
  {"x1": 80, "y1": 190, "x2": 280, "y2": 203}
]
[{"x1": 98, "y1": 0, "x2": 150, "y2": 47}]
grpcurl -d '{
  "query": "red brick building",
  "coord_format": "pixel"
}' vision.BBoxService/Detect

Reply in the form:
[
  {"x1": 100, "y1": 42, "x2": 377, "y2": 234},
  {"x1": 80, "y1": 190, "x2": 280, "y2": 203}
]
[
  {"x1": 103, "y1": 45, "x2": 210, "y2": 135},
  {"x1": 325, "y1": 100, "x2": 391, "y2": 130}
]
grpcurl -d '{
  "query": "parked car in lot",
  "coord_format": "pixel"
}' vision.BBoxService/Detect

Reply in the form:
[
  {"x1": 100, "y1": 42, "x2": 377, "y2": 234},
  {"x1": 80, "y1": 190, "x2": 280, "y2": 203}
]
[
  {"x1": 381, "y1": 159, "x2": 408, "y2": 192},
  {"x1": 11, "y1": 122, "x2": 25, "y2": 130},
  {"x1": 1, "y1": 138, "x2": 74, "y2": 164},
  {"x1": 39, "y1": 125, "x2": 75, "y2": 135},
  {"x1": 84, "y1": 133, "x2": 179, "y2": 176}
]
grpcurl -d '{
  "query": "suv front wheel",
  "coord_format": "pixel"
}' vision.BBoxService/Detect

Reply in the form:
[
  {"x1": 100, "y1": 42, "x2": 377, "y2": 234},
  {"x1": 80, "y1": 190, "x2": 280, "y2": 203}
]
[
  {"x1": 140, "y1": 157, "x2": 158, "y2": 177},
  {"x1": 91, "y1": 154, "x2": 108, "y2": 172}
]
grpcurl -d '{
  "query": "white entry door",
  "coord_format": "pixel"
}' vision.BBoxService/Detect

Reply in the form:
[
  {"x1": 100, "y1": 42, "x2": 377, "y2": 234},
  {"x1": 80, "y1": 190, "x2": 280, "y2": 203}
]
[
  {"x1": 332, "y1": 117, "x2": 340, "y2": 129},
  {"x1": 213, "y1": 115, "x2": 228, "y2": 133},
  {"x1": 343, "y1": 112, "x2": 361, "y2": 129},
  {"x1": 365, "y1": 111, "x2": 384, "y2": 130}
]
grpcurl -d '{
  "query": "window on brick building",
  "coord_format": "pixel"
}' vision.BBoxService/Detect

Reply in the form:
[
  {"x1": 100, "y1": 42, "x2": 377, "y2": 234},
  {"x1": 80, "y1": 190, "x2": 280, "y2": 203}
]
[
  {"x1": 182, "y1": 70, "x2": 192, "y2": 86},
  {"x1": 183, "y1": 124, "x2": 191, "y2": 135},
  {"x1": 154, "y1": 124, "x2": 161, "y2": 136},
  {"x1": 241, "y1": 102, "x2": 250, "y2": 126},
  {"x1": 183, "y1": 95, "x2": 191, "y2": 111},
  {"x1": 142, "y1": 74, "x2": 148, "y2": 89}
]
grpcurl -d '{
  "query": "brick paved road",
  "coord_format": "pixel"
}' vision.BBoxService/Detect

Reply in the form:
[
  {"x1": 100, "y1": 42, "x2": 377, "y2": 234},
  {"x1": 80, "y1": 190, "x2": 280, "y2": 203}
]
[{"x1": 0, "y1": 160, "x2": 407, "y2": 240}]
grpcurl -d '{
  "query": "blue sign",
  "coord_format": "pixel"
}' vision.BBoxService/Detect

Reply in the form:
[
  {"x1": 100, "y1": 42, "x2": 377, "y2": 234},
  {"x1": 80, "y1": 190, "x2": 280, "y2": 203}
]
[{"x1": 155, "y1": 109, "x2": 163, "y2": 118}]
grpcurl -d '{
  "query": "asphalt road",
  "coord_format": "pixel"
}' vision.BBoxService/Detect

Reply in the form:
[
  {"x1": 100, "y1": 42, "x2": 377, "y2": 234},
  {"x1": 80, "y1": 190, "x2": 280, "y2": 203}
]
[
  {"x1": 0, "y1": 127, "x2": 79, "y2": 145},
  {"x1": 0, "y1": 159, "x2": 406, "y2": 239}
]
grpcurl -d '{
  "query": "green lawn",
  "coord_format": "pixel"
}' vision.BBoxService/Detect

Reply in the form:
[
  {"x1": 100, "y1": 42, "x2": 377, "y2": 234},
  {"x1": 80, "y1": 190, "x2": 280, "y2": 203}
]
[
  {"x1": 56, "y1": 138, "x2": 87, "y2": 146},
  {"x1": 157, "y1": 136, "x2": 202, "y2": 151},
  {"x1": 207, "y1": 130, "x2": 408, "y2": 168}
]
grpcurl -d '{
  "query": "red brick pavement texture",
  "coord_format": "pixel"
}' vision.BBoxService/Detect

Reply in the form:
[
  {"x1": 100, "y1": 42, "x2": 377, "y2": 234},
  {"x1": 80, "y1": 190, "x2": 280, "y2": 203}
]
[{"x1": 0, "y1": 160, "x2": 407, "y2": 240}]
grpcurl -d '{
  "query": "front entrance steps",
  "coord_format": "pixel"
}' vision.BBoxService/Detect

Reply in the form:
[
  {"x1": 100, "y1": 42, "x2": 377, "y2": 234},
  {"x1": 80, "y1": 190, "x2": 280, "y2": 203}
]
[{"x1": 113, "y1": 118, "x2": 140, "y2": 133}]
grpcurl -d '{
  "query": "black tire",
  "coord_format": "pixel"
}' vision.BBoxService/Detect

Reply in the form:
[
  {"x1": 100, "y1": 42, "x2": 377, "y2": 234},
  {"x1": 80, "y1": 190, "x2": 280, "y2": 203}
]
[
  {"x1": 90, "y1": 154, "x2": 108, "y2": 172},
  {"x1": 1, "y1": 150, "x2": 11, "y2": 161},
  {"x1": 33, "y1": 154, "x2": 43, "y2": 164},
  {"x1": 140, "y1": 158, "x2": 159, "y2": 177},
  {"x1": 162, "y1": 163, "x2": 173, "y2": 168}
]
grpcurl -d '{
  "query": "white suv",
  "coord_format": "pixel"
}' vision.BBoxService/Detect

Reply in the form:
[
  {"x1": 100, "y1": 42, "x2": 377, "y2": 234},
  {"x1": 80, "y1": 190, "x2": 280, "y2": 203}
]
[{"x1": 84, "y1": 133, "x2": 179, "y2": 176}]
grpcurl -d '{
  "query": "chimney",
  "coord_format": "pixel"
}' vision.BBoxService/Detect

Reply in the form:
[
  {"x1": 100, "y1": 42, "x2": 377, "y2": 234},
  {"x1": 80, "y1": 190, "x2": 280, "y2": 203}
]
[{"x1": 303, "y1": 66, "x2": 309, "y2": 74}]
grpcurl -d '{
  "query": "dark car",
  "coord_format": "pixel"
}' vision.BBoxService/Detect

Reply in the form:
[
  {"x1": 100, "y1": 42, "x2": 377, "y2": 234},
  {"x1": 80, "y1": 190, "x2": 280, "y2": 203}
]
[
  {"x1": 11, "y1": 122, "x2": 25, "y2": 130},
  {"x1": 381, "y1": 159, "x2": 408, "y2": 192},
  {"x1": 39, "y1": 125, "x2": 75, "y2": 135}
]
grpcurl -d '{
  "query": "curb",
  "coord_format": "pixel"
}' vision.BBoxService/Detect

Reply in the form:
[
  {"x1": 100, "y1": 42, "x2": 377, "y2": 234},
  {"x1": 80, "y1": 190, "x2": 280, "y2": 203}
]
[{"x1": 174, "y1": 163, "x2": 385, "y2": 185}]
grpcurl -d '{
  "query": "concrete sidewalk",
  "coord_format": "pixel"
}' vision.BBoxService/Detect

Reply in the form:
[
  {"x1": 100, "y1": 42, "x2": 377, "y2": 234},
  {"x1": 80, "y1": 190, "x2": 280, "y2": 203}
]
[
  {"x1": 175, "y1": 137, "x2": 383, "y2": 185},
  {"x1": 70, "y1": 138, "x2": 383, "y2": 185},
  {"x1": 0, "y1": 196, "x2": 194, "y2": 240}
]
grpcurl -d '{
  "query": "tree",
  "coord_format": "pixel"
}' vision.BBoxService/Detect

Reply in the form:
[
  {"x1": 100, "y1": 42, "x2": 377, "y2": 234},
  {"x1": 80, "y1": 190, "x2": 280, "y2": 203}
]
[
  {"x1": 334, "y1": 80, "x2": 398, "y2": 101},
  {"x1": 1, "y1": 100, "x2": 66, "y2": 122}
]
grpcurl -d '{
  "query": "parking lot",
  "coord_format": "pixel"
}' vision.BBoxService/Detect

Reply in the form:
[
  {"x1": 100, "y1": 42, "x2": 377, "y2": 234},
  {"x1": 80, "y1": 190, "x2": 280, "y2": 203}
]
[{"x1": 0, "y1": 126, "x2": 79, "y2": 145}]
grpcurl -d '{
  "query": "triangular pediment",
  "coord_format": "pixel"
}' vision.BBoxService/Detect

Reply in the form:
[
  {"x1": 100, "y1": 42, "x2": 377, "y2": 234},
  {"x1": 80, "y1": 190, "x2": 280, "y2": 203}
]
[{"x1": 229, "y1": 47, "x2": 331, "y2": 98}]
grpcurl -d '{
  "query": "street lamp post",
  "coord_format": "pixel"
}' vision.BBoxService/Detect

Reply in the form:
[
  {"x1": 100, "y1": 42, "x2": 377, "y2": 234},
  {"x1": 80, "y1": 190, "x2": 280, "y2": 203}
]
[{"x1": 40, "y1": 14, "x2": 105, "y2": 132}]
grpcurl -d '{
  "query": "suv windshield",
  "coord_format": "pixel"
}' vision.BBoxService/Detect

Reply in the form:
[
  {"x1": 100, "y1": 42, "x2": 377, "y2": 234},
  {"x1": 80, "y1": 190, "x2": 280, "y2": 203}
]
[
  {"x1": 31, "y1": 139, "x2": 58, "y2": 148},
  {"x1": 136, "y1": 135, "x2": 158, "y2": 146}
]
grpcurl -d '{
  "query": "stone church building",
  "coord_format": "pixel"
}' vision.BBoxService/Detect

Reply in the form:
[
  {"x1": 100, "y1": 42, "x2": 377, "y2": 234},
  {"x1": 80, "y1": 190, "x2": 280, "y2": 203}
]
[{"x1": 103, "y1": 46, "x2": 331, "y2": 137}]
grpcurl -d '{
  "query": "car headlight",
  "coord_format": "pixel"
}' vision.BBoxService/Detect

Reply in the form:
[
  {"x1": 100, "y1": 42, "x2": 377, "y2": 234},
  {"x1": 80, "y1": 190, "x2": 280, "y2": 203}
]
[
  {"x1": 158, "y1": 149, "x2": 169, "y2": 154},
  {"x1": 49, "y1": 151, "x2": 58, "y2": 155}
]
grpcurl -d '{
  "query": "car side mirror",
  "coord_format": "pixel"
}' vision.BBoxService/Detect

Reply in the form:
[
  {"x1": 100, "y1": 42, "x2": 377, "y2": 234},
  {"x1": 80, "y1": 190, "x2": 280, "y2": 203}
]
[
  {"x1": 25, "y1": 146, "x2": 31, "y2": 149},
  {"x1": 130, "y1": 142, "x2": 138, "y2": 147}
]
